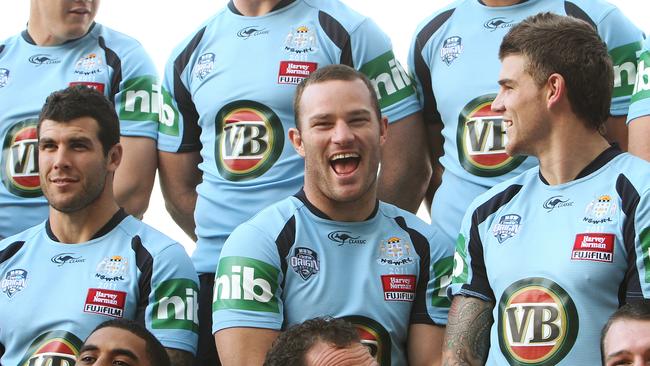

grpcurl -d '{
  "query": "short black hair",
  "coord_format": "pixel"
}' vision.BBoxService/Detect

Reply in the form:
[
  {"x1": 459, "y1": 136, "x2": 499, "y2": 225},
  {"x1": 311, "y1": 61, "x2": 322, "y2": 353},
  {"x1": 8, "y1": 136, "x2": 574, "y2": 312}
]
[
  {"x1": 600, "y1": 301, "x2": 650, "y2": 364},
  {"x1": 264, "y1": 317, "x2": 361, "y2": 366},
  {"x1": 85, "y1": 319, "x2": 171, "y2": 366},
  {"x1": 38, "y1": 85, "x2": 120, "y2": 155}
]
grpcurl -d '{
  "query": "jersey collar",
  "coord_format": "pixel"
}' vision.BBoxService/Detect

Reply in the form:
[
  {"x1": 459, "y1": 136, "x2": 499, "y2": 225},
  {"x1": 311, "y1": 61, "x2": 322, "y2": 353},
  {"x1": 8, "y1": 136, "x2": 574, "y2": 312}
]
[
  {"x1": 228, "y1": 0, "x2": 297, "y2": 15},
  {"x1": 46, "y1": 208, "x2": 128, "y2": 242},
  {"x1": 538, "y1": 144, "x2": 623, "y2": 185},
  {"x1": 294, "y1": 188, "x2": 380, "y2": 221},
  {"x1": 477, "y1": 0, "x2": 529, "y2": 5},
  {"x1": 22, "y1": 22, "x2": 97, "y2": 46}
]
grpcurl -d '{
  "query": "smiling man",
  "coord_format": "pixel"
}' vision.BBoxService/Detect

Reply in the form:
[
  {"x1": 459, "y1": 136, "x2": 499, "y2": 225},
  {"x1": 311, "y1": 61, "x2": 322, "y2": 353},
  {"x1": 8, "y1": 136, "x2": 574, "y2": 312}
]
[
  {"x1": 445, "y1": 13, "x2": 650, "y2": 365},
  {"x1": 0, "y1": 0, "x2": 159, "y2": 239},
  {"x1": 212, "y1": 65, "x2": 452, "y2": 366},
  {"x1": 0, "y1": 86, "x2": 198, "y2": 366}
]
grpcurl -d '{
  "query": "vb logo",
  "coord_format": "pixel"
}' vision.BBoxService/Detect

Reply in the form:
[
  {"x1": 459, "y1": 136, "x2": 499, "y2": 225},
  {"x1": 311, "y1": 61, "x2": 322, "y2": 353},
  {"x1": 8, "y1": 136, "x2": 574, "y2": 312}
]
[
  {"x1": 2, "y1": 119, "x2": 42, "y2": 197},
  {"x1": 498, "y1": 278, "x2": 578, "y2": 365},
  {"x1": 213, "y1": 256, "x2": 280, "y2": 313}
]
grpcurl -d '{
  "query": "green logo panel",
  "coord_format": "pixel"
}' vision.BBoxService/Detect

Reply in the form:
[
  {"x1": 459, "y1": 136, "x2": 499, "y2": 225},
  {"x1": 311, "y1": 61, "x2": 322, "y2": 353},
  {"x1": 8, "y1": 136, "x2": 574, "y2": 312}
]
[
  {"x1": 631, "y1": 50, "x2": 650, "y2": 103},
  {"x1": 359, "y1": 50, "x2": 415, "y2": 108},
  {"x1": 610, "y1": 41, "x2": 642, "y2": 98},
  {"x1": 152, "y1": 278, "x2": 199, "y2": 332},
  {"x1": 452, "y1": 234, "x2": 469, "y2": 285},
  {"x1": 119, "y1": 75, "x2": 159, "y2": 121},
  {"x1": 432, "y1": 256, "x2": 453, "y2": 308},
  {"x1": 158, "y1": 85, "x2": 180, "y2": 136},
  {"x1": 639, "y1": 227, "x2": 650, "y2": 284},
  {"x1": 213, "y1": 256, "x2": 280, "y2": 313}
]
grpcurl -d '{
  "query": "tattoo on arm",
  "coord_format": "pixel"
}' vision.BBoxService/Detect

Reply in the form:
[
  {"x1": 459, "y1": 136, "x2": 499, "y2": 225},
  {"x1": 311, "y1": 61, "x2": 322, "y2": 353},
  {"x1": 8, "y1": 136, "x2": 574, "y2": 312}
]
[
  {"x1": 166, "y1": 348, "x2": 194, "y2": 366},
  {"x1": 442, "y1": 295, "x2": 494, "y2": 366}
]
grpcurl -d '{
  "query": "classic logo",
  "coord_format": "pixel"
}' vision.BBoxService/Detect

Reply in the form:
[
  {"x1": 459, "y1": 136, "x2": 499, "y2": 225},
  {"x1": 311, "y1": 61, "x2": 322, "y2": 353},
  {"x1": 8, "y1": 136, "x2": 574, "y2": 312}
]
[
  {"x1": 18, "y1": 330, "x2": 83, "y2": 366},
  {"x1": 571, "y1": 233, "x2": 615, "y2": 263},
  {"x1": 327, "y1": 230, "x2": 366, "y2": 246},
  {"x1": 360, "y1": 50, "x2": 415, "y2": 108},
  {"x1": 277, "y1": 61, "x2": 317, "y2": 85},
  {"x1": 440, "y1": 36, "x2": 463, "y2": 66},
  {"x1": 492, "y1": 214, "x2": 521, "y2": 243},
  {"x1": 432, "y1": 256, "x2": 454, "y2": 308},
  {"x1": 284, "y1": 24, "x2": 318, "y2": 60},
  {"x1": 28, "y1": 54, "x2": 61, "y2": 66},
  {"x1": 215, "y1": 100, "x2": 284, "y2": 181},
  {"x1": 542, "y1": 196, "x2": 573, "y2": 213},
  {"x1": 84, "y1": 288, "x2": 127, "y2": 318},
  {"x1": 291, "y1": 247, "x2": 320, "y2": 280},
  {"x1": 342, "y1": 315, "x2": 392, "y2": 365},
  {"x1": 214, "y1": 256, "x2": 280, "y2": 313},
  {"x1": 457, "y1": 94, "x2": 526, "y2": 177},
  {"x1": 381, "y1": 274, "x2": 416, "y2": 302},
  {"x1": 237, "y1": 26, "x2": 269, "y2": 39},
  {"x1": 1, "y1": 268, "x2": 27, "y2": 298},
  {"x1": 498, "y1": 278, "x2": 579, "y2": 366},
  {"x1": 74, "y1": 53, "x2": 103, "y2": 76},
  {"x1": 0, "y1": 68, "x2": 10, "y2": 87},
  {"x1": 610, "y1": 41, "x2": 643, "y2": 99},
  {"x1": 51, "y1": 253, "x2": 85, "y2": 266},
  {"x1": 194, "y1": 53, "x2": 215, "y2": 81},
  {"x1": 484, "y1": 17, "x2": 515, "y2": 31},
  {"x1": 583, "y1": 195, "x2": 618, "y2": 225},
  {"x1": 95, "y1": 255, "x2": 129, "y2": 282},
  {"x1": 69, "y1": 81, "x2": 105, "y2": 93},
  {"x1": 152, "y1": 279, "x2": 199, "y2": 332},
  {"x1": 377, "y1": 236, "x2": 413, "y2": 266},
  {"x1": 2, "y1": 119, "x2": 41, "y2": 197}
]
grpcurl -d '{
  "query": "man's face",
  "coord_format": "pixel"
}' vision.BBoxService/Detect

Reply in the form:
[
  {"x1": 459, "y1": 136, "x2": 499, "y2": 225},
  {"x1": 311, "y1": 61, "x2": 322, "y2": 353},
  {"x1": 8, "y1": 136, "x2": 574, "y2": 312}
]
[
  {"x1": 603, "y1": 319, "x2": 650, "y2": 366},
  {"x1": 305, "y1": 341, "x2": 378, "y2": 366},
  {"x1": 76, "y1": 327, "x2": 151, "y2": 366},
  {"x1": 290, "y1": 78, "x2": 387, "y2": 207},
  {"x1": 31, "y1": 0, "x2": 100, "y2": 44},
  {"x1": 492, "y1": 54, "x2": 549, "y2": 157},
  {"x1": 38, "y1": 117, "x2": 118, "y2": 213}
]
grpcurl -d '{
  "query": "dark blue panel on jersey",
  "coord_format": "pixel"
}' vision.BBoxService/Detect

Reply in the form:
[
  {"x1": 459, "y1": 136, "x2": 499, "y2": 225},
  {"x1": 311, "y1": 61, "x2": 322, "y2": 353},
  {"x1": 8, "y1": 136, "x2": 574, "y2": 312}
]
[
  {"x1": 318, "y1": 11, "x2": 353, "y2": 66},
  {"x1": 0, "y1": 241, "x2": 25, "y2": 264},
  {"x1": 616, "y1": 174, "x2": 642, "y2": 304}
]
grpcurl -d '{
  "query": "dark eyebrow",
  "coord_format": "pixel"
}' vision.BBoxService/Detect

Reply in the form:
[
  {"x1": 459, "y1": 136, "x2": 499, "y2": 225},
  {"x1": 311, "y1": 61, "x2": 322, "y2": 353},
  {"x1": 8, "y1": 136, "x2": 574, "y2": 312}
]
[
  {"x1": 79, "y1": 344, "x2": 99, "y2": 353},
  {"x1": 78, "y1": 344, "x2": 140, "y2": 361},
  {"x1": 606, "y1": 350, "x2": 631, "y2": 360},
  {"x1": 498, "y1": 78, "x2": 514, "y2": 87}
]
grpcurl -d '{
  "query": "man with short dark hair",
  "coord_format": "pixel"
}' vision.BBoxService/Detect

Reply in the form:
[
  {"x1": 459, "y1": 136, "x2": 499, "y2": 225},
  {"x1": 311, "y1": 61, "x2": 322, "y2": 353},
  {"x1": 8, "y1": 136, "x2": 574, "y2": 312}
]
[
  {"x1": 601, "y1": 302, "x2": 650, "y2": 366},
  {"x1": 264, "y1": 317, "x2": 376, "y2": 366},
  {"x1": 0, "y1": 0, "x2": 159, "y2": 236},
  {"x1": 212, "y1": 64, "x2": 451, "y2": 366},
  {"x1": 77, "y1": 319, "x2": 171, "y2": 366},
  {"x1": 445, "y1": 13, "x2": 650, "y2": 365},
  {"x1": 0, "y1": 86, "x2": 198, "y2": 366}
]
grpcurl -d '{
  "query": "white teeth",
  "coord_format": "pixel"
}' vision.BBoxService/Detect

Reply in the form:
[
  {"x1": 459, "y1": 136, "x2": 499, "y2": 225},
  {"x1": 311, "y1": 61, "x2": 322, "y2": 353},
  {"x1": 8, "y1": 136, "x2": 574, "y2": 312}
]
[{"x1": 331, "y1": 153, "x2": 359, "y2": 161}]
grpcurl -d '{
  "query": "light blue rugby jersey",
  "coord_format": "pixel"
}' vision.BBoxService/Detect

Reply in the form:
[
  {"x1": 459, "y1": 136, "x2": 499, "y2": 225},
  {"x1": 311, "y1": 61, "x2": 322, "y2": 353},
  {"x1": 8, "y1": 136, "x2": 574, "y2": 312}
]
[
  {"x1": 212, "y1": 191, "x2": 452, "y2": 366},
  {"x1": 0, "y1": 23, "x2": 159, "y2": 239},
  {"x1": 408, "y1": 0, "x2": 644, "y2": 248},
  {"x1": 157, "y1": 0, "x2": 420, "y2": 273},
  {"x1": 628, "y1": 37, "x2": 650, "y2": 123},
  {"x1": 0, "y1": 210, "x2": 199, "y2": 365},
  {"x1": 449, "y1": 147, "x2": 650, "y2": 365}
]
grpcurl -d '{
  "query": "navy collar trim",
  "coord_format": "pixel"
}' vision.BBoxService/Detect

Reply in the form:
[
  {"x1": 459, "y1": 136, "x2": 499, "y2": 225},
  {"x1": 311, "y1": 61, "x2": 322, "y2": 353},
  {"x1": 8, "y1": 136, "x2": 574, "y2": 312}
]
[
  {"x1": 538, "y1": 144, "x2": 623, "y2": 184},
  {"x1": 294, "y1": 189, "x2": 379, "y2": 221},
  {"x1": 46, "y1": 208, "x2": 128, "y2": 242}
]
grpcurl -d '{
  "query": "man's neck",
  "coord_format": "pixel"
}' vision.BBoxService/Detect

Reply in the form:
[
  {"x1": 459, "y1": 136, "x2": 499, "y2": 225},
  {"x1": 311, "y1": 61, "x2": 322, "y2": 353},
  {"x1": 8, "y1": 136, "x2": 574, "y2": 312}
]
[
  {"x1": 481, "y1": 0, "x2": 524, "y2": 7},
  {"x1": 537, "y1": 123, "x2": 611, "y2": 185},
  {"x1": 49, "y1": 197, "x2": 121, "y2": 244},
  {"x1": 303, "y1": 188, "x2": 377, "y2": 222},
  {"x1": 232, "y1": 0, "x2": 283, "y2": 16}
]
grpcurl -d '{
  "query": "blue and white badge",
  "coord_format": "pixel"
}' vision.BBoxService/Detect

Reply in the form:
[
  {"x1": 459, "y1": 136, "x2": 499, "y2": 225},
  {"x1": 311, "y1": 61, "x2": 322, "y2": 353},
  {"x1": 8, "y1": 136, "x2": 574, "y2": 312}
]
[
  {"x1": 1, "y1": 269, "x2": 28, "y2": 298},
  {"x1": 0, "y1": 68, "x2": 9, "y2": 87},
  {"x1": 492, "y1": 214, "x2": 521, "y2": 243},
  {"x1": 194, "y1": 53, "x2": 215, "y2": 81},
  {"x1": 291, "y1": 247, "x2": 320, "y2": 280},
  {"x1": 440, "y1": 36, "x2": 463, "y2": 66}
]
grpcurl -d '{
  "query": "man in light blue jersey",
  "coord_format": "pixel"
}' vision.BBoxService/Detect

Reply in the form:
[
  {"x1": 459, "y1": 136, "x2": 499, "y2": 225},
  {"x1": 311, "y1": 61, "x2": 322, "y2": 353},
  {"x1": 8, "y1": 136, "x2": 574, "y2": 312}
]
[
  {"x1": 446, "y1": 13, "x2": 650, "y2": 365},
  {"x1": 409, "y1": 0, "x2": 644, "y2": 273},
  {"x1": 0, "y1": 86, "x2": 198, "y2": 366},
  {"x1": 157, "y1": 1, "x2": 431, "y2": 364},
  {"x1": 212, "y1": 65, "x2": 451, "y2": 366},
  {"x1": 0, "y1": 0, "x2": 158, "y2": 237},
  {"x1": 627, "y1": 38, "x2": 650, "y2": 161}
]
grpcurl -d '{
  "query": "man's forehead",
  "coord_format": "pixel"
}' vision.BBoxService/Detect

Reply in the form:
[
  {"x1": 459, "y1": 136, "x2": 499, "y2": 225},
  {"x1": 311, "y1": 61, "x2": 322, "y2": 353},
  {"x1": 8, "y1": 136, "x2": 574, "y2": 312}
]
[{"x1": 39, "y1": 117, "x2": 100, "y2": 137}]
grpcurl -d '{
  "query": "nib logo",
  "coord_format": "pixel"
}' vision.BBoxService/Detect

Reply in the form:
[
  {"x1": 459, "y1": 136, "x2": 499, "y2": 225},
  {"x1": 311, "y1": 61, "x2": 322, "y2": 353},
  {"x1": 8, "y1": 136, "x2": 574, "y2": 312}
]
[
  {"x1": 152, "y1": 279, "x2": 199, "y2": 333},
  {"x1": 213, "y1": 256, "x2": 279, "y2": 313}
]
